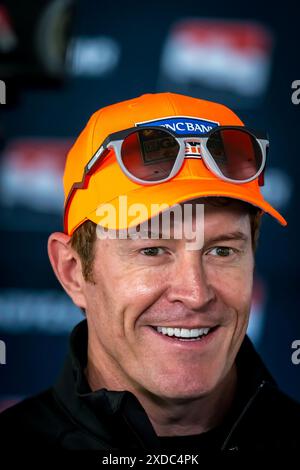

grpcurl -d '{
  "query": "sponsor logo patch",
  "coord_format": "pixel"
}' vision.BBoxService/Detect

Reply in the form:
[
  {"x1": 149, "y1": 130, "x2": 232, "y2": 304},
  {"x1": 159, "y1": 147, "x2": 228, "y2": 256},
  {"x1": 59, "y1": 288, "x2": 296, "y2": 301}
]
[
  {"x1": 136, "y1": 116, "x2": 219, "y2": 135},
  {"x1": 136, "y1": 117, "x2": 218, "y2": 162}
]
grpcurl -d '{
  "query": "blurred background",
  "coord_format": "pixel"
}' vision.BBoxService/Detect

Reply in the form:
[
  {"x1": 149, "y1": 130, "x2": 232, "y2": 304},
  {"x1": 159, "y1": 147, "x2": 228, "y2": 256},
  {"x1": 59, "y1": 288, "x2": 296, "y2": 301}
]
[{"x1": 0, "y1": 0, "x2": 299, "y2": 411}]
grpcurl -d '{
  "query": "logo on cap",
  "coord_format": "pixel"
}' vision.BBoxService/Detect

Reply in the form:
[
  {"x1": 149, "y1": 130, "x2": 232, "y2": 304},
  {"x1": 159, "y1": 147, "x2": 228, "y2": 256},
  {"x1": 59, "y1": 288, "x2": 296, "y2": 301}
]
[{"x1": 136, "y1": 116, "x2": 219, "y2": 135}]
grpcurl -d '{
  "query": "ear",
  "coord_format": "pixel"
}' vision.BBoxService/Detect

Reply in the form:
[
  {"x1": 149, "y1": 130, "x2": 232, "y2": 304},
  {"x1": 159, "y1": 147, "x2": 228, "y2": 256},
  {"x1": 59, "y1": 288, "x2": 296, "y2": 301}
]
[{"x1": 47, "y1": 232, "x2": 87, "y2": 309}]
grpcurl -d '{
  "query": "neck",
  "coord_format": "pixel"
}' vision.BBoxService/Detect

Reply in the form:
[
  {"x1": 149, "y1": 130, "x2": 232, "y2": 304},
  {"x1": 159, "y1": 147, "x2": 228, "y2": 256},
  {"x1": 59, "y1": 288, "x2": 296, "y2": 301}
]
[
  {"x1": 86, "y1": 341, "x2": 237, "y2": 437},
  {"x1": 140, "y1": 365, "x2": 237, "y2": 436}
]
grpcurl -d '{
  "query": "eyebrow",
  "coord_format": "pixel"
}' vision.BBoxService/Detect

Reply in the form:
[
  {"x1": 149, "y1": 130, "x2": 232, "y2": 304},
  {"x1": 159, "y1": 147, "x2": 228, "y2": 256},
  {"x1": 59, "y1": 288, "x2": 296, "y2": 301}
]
[
  {"x1": 206, "y1": 231, "x2": 249, "y2": 244},
  {"x1": 127, "y1": 230, "x2": 166, "y2": 240},
  {"x1": 125, "y1": 230, "x2": 249, "y2": 243}
]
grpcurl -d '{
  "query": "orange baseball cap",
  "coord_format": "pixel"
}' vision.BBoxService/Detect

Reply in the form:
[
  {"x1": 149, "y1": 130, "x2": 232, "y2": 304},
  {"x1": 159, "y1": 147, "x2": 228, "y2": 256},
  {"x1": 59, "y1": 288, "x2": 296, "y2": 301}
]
[{"x1": 63, "y1": 92, "x2": 287, "y2": 235}]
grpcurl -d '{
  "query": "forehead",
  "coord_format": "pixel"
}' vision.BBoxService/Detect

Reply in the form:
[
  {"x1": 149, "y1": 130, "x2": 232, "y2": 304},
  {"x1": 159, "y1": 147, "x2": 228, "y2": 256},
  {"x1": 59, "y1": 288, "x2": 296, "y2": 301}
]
[{"x1": 121, "y1": 198, "x2": 251, "y2": 240}]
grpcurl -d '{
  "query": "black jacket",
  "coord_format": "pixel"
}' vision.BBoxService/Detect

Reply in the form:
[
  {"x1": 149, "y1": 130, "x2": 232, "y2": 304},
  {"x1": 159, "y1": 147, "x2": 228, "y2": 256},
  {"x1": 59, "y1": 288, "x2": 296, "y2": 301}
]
[{"x1": 1, "y1": 320, "x2": 300, "y2": 454}]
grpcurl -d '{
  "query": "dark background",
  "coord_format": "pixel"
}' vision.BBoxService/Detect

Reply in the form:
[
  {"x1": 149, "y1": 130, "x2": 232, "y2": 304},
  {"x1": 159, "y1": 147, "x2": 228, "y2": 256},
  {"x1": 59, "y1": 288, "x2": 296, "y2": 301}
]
[{"x1": 0, "y1": 0, "x2": 299, "y2": 409}]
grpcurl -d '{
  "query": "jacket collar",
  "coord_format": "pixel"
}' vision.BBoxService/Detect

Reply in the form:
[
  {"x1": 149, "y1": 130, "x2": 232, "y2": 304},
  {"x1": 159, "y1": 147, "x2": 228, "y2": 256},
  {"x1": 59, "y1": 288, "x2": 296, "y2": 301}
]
[
  {"x1": 54, "y1": 320, "x2": 158, "y2": 449},
  {"x1": 53, "y1": 320, "x2": 277, "y2": 450}
]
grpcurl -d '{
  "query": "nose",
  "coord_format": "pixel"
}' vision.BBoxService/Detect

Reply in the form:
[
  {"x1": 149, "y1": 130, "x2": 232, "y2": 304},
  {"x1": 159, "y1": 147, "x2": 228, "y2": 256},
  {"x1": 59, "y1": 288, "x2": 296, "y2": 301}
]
[{"x1": 166, "y1": 252, "x2": 216, "y2": 311}]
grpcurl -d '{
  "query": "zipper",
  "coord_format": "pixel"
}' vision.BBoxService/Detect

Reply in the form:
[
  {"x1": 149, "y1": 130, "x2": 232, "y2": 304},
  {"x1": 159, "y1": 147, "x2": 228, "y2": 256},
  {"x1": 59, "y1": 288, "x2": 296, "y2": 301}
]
[
  {"x1": 220, "y1": 380, "x2": 267, "y2": 451},
  {"x1": 121, "y1": 413, "x2": 148, "y2": 450}
]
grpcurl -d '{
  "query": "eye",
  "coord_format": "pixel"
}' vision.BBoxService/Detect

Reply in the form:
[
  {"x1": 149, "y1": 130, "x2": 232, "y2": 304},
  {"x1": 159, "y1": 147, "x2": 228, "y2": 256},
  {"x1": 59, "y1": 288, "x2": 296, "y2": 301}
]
[
  {"x1": 140, "y1": 247, "x2": 166, "y2": 257},
  {"x1": 208, "y1": 246, "x2": 236, "y2": 257}
]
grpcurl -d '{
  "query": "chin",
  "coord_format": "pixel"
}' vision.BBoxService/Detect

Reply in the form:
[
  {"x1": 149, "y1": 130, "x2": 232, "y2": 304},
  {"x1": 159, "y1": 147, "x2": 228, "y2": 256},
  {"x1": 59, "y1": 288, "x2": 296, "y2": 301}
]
[{"x1": 151, "y1": 377, "x2": 216, "y2": 401}]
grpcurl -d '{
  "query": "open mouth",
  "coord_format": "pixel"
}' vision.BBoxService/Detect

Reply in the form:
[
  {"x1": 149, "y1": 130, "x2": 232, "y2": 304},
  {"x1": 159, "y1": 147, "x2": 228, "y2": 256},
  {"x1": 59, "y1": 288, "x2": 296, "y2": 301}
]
[{"x1": 149, "y1": 325, "x2": 218, "y2": 342}]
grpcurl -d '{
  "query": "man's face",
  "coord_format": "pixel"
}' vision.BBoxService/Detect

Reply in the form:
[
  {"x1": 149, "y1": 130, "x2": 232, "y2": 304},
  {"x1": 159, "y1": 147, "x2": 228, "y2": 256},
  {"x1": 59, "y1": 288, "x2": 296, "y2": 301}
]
[{"x1": 83, "y1": 201, "x2": 254, "y2": 400}]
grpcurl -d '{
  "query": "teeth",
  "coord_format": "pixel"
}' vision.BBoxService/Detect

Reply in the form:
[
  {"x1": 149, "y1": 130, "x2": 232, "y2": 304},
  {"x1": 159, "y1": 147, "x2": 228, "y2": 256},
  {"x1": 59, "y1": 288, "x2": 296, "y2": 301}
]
[
  {"x1": 181, "y1": 329, "x2": 190, "y2": 338},
  {"x1": 156, "y1": 326, "x2": 211, "y2": 338}
]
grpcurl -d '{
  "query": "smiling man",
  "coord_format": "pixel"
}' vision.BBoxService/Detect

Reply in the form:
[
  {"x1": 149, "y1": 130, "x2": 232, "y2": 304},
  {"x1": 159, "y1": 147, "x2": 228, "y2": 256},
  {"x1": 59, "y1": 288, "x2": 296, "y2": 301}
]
[
  {"x1": 1, "y1": 93, "x2": 300, "y2": 454},
  {"x1": 74, "y1": 199, "x2": 255, "y2": 440}
]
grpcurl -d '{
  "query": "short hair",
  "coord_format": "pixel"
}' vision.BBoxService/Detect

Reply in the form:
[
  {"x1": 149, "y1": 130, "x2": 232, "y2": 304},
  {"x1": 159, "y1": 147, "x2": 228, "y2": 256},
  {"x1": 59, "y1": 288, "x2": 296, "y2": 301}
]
[{"x1": 70, "y1": 197, "x2": 262, "y2": 283}]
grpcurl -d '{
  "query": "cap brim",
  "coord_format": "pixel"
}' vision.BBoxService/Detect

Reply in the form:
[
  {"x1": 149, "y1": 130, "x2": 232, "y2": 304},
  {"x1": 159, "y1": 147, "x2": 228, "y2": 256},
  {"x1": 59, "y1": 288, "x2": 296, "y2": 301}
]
[{"x1": 87, "y1": 178, "x2": 287, "y2": 230}]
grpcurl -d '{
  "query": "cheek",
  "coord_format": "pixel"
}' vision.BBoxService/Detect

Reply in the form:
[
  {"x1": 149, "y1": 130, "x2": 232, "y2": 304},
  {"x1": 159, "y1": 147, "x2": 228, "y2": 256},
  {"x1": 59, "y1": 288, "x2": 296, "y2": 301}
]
[
  {"x1": 207, "y1": 260, "x2": 254, "y2": 329},
  {"x1": 84, "y1": 262, "x2": 170, "y2": 334},
  {"x1": 225, "y1": 273, "x2": 253, "y2": 309},
  {"x1": 220, "y1": 268, "x2": 254, "y2": 359},
  {"x1": 210, "y1": 254, "x2": 253, "y2": 300}
]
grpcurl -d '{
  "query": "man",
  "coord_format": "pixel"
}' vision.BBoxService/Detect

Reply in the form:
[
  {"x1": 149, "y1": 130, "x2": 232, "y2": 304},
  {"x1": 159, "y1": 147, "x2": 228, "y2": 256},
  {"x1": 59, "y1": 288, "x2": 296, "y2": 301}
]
[{"x1": 1, "y1": 92, "x2": 300, "y2": 454}]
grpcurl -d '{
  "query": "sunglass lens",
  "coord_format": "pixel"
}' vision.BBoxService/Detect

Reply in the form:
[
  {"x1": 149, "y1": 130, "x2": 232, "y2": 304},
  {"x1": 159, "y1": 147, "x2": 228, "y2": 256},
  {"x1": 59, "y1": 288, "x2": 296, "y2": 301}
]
[
  {"x1": 207, "y1": 129, "x2": 263, "y2": 181},
  {"x1": 121, "y1": 128, "x2": 179, "y2": 182}
]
